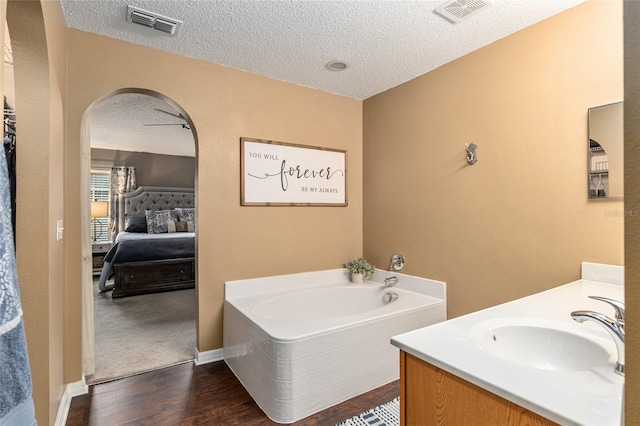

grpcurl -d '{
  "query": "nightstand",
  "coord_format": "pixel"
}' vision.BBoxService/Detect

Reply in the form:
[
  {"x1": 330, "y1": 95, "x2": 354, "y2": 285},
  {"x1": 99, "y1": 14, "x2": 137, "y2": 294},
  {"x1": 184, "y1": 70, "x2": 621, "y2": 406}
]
[{"x1": 92, "y1": 242, "x2": 113, "y2": 274}]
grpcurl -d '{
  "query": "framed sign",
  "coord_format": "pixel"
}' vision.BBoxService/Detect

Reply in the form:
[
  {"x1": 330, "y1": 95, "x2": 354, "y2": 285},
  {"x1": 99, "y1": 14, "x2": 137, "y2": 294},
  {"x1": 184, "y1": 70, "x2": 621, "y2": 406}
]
[{"x1": 241, "y1": 137, "x2": 347, "y2": 206}]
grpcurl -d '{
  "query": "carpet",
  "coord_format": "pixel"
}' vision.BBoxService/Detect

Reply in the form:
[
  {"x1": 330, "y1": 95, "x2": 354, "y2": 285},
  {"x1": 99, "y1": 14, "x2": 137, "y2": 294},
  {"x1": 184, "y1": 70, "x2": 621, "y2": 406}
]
[
  {"x1": 336, "y1": 397, "x2": 400, "y2": 426},
  {"x1": 89, "y1": 279, "x2": 196, "y2": 384}
]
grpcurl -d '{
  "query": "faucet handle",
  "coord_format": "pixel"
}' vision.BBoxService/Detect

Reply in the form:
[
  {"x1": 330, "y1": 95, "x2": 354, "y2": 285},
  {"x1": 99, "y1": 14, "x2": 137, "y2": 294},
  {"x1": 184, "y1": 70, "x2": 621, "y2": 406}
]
[{"x1": 589, "y1": 296, "x2": 625, "y2": 324}]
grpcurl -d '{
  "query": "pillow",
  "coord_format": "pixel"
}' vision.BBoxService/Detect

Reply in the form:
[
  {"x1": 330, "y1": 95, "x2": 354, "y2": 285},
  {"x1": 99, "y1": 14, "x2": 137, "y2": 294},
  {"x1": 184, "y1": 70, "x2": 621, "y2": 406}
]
[
  {"x1": 167, "y1": 220, "x2": 193, "y2": 233},
  {"x1": 145, "y1": 210, "x2": 179, "y2": 234},
  {"x1": 175, "y1": 208, "x2": 196, "y2": 226},
  {"x1": 124, "y1": 214, "x2": 147, "y2": 233}
]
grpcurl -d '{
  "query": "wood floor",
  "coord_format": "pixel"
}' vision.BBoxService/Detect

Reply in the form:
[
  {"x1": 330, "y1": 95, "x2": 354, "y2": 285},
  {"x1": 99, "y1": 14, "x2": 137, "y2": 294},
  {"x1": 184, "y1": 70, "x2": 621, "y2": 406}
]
[{"x1": 66, "y1": 360, "x2": 399, "y2": 425}]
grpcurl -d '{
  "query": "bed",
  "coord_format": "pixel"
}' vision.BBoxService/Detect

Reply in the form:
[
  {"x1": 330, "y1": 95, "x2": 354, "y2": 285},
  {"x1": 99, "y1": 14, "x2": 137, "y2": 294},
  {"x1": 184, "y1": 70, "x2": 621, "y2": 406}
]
[{"x1": 98, "y1": 186, "x2": 195, "y2": 298}]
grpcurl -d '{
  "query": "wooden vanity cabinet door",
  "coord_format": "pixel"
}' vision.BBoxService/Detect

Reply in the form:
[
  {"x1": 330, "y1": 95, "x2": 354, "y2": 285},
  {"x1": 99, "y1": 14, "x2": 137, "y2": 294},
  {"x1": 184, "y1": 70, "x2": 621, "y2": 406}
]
[{"x1": 399, "y1": 351, "x2": 558, "y2": 426}]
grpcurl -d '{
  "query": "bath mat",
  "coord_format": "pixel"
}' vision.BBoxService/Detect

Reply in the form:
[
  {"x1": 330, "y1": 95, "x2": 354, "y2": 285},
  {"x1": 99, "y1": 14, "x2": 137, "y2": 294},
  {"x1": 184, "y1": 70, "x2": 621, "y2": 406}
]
[{"x1": 335, "y1": 397, "x2": 399, "y2": 426}]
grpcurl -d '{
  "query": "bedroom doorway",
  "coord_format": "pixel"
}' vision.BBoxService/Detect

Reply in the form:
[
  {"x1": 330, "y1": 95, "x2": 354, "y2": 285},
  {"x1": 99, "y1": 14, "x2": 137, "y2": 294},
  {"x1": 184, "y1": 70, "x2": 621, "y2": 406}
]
[{"x1": 82, "y1": 89, "x2": 198, "y2": 384}]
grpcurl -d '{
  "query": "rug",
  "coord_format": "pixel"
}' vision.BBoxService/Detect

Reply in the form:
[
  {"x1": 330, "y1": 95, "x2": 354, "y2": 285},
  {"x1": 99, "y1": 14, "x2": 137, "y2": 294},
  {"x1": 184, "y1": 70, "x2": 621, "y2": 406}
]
[
  {"x1": 336, "y1": 397, "x2": 400, "y2": 426},
  {"x1": 89, "y1": 279, "x2": 196, "y2": 384}
]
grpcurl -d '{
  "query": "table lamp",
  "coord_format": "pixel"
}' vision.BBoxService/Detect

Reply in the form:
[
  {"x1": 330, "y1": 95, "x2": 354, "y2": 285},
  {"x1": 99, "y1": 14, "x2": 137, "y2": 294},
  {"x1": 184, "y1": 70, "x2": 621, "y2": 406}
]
[{"x1": 90, "y1": 201, "x2": 109, "y2": 242}]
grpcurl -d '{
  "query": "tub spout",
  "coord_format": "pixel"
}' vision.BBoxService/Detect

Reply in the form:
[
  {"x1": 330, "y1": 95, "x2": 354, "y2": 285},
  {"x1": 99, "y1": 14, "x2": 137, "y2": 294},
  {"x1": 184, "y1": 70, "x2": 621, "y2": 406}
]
[
  {"x1": 384, "y1": 276, "x2": 398, "y2": 287},
  {"x1": 571, "y1": 310, "x2": 624, "y2": 376}
]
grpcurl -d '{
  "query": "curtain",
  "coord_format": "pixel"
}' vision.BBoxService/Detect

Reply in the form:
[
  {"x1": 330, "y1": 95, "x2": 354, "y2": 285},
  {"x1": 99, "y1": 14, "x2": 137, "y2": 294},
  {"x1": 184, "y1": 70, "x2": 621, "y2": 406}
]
[
  {"x1": 109, "y1": 166, "x2": 136, "y2": 241},
  {"x1": 0, "y1": 147, "x2": 36, "y2": 425}
]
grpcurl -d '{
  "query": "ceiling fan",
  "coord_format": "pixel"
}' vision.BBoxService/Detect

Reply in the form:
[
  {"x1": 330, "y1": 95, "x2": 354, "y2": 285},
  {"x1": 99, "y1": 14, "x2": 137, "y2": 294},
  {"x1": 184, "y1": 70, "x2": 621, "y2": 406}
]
[{"x1": 144, "y1": 108, "x2": 191, "y2": 129}]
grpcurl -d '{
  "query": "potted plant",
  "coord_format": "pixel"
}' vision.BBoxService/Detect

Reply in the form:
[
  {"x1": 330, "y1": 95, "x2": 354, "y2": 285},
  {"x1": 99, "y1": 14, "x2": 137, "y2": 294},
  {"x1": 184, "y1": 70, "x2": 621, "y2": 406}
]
[{"x1": 344, "y1": 257, "x2": 375, "y2": 283}]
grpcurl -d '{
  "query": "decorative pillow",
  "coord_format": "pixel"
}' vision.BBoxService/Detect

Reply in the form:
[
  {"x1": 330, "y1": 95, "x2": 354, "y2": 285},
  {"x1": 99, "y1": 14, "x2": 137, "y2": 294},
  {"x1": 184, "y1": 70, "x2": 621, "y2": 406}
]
[
  {"x1": 145, "y1": 210, "x2": 179, "y2": 234},
  {"x1": 175, "y1": 208, "x2": 196, "y2": 226},
  {"x1": 124, "y1": 214, "x2": 147, "y2": 233},
  {"x1": 167, "y1": 220, "x2": 191, "y2": 233}
]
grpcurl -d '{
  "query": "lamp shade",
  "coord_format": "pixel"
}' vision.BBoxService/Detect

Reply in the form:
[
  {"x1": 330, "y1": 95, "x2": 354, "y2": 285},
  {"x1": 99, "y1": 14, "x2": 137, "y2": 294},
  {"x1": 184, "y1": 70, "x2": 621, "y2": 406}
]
[{"x1": 90, "y1": 201, "x2": 109, "y2": 218}]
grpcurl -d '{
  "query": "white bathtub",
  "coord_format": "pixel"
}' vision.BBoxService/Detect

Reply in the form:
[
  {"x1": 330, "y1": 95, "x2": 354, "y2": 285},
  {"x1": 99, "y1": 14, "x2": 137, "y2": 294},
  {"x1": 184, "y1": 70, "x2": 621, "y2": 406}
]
[{"x1": 223, "y1": 268, "x2": 446, "y2": 423}]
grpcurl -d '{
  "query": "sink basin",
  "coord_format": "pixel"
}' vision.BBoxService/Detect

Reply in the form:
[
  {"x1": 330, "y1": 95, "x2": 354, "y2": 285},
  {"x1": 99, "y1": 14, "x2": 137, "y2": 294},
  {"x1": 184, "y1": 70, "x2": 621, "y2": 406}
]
[{"x1": 471, "y1": 318, "x2": 612, "y2": 372}]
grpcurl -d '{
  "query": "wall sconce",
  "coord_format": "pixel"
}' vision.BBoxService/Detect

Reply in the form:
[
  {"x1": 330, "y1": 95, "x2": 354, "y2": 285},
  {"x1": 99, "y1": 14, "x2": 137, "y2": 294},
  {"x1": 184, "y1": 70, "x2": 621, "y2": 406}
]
[
  {"x1": 465, "y1": 143, "x2": 478, "y2": 165},
  {"x1": 90, "y1": 201, "x2": 109, "y2": 242}
]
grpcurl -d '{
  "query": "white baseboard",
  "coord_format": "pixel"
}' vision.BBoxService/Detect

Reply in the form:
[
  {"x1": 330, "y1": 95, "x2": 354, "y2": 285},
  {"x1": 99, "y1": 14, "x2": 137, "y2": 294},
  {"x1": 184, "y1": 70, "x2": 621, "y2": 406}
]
[
  {"x1": 194, "y1": 347, "x2": 224, "y2": 365},
  {"x1": 54, "y1": 377, "x2": 88, "y2": 426}
]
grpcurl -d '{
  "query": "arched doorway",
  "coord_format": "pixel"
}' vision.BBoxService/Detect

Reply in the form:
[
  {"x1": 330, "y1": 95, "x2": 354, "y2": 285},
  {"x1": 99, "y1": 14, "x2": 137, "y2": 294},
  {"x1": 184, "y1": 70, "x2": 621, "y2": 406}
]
[{"x1": 81, "y1": 89, "x2": 198, "y2": 384}]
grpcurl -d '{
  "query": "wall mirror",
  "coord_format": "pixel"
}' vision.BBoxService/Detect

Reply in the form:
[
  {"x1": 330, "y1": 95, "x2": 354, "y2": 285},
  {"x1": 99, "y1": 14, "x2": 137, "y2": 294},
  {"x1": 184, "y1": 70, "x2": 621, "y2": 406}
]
[{"x1": 588, "y1": 101, "x2": 623, "y2": 200}]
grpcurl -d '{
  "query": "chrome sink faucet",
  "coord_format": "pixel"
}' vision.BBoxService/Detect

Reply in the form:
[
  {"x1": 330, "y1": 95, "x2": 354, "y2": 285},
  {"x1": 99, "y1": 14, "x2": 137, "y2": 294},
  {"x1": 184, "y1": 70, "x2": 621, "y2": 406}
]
[
  {"x1": 588, "y1": 296, "x2": 624, "y2": 330},
  {"x1": 571, "y1": 296, "x2": 625, "y2": 376}
]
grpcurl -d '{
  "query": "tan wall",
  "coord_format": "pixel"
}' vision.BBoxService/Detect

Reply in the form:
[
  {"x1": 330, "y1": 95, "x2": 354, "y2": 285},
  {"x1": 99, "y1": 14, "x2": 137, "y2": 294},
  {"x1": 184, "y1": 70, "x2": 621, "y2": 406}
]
[
  {"x1": 42, "y1": 1, "x2": 68, "y2": 423},
  {"x1": 624, "y1": 1, "x2": 640, "y2": 421},
  {"x1": 5, "y1": 0, "x2": 68, "y2": 424},
  {"x1": 64, "y1": 29, "x2": 363, "y2": 366},
  {"x1": 363, "y1": 1, "x2": 623, "y2": 318}
]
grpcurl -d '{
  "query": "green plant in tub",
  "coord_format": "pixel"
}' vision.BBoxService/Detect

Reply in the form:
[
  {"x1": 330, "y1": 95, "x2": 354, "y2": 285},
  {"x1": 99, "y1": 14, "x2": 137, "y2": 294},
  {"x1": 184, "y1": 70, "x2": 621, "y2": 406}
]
[{"x1": 344, "y1": 257, "x2": 376, "y2": 280}]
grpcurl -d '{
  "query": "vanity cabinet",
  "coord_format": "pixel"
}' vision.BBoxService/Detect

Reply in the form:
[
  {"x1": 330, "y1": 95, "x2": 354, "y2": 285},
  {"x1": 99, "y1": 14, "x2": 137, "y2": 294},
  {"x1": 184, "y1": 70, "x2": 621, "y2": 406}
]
[{"x1": 399, "y1": 351, "x2": 557, "y2": 426}]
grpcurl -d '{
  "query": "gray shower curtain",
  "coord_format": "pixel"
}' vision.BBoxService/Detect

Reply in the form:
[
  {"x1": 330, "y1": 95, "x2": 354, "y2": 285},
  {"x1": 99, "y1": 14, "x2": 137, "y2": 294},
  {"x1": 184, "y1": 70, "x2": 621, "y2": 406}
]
[
  {"x1": 109, "y1": 166, "x2": 136, "y2": 241},
  {"x1": 0, "y1": 147, "x2": 36, "y2": 425}
]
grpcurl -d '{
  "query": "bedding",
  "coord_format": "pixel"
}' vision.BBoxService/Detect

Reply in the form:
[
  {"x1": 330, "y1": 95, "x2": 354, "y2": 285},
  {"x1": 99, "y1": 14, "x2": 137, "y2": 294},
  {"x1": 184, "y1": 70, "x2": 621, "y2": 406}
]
[
  {"x1": 100, "y1": 186, "x2": 196, "y2": 297},
  {"x1": 175, "y1": 207, "x2": 196, "y2": 225},
  {"x1": 98, "y1": 232, "x2": 195, "y2": 292},
  {"x1": 145, "y1": 210, "x2": 180, "y2": 234},
  {"x1": 167, "y1": 220, "x2": 193, "y2": 233},
  {"x1": 123, "y1": 214, "x2": 147, "y2": 233}
]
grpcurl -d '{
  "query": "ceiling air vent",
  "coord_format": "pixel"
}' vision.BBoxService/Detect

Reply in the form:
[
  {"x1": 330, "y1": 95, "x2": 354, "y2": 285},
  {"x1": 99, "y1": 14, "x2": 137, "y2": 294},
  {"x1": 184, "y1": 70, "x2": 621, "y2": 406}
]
[
  {"x1": 130, "y1": 10, "x2": 155, "y2": 28},
  {"x1": 434, "y1": 0, "x2": 492, "y2": 24},
  {"x1": 154, "y1": 18, "x2": 178, "y2": 35},
  {"x1": 126, "y1": 5, "x2": 182, "y2": 35}
]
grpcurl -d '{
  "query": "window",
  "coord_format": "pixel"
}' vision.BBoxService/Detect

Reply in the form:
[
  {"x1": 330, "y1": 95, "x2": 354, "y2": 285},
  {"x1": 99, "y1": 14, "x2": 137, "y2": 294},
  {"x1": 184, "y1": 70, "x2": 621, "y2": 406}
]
[{"x1": 90, "y1": 171, "x2": 110, "y2": 243}]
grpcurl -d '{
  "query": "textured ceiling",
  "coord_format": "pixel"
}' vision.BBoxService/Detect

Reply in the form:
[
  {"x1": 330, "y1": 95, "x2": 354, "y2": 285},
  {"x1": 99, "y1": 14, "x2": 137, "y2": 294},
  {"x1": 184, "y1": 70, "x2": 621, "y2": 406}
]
[
  {"x1": 63, "y1": 0, "x2": 587, "y2": 157},
  {"x1": 90, "y1": 93, "x2": 196, "y2": 157},
  {"x1": 61, "y1": 0, "x2": 586, "y2": 100}
]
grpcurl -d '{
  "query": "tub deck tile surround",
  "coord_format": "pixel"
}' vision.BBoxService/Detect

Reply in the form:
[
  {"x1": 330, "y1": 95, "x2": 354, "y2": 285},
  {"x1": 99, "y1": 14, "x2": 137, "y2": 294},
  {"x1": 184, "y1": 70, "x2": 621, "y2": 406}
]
[{"x1": 223, "y1": 268, "x2": 446, "y2": 423}]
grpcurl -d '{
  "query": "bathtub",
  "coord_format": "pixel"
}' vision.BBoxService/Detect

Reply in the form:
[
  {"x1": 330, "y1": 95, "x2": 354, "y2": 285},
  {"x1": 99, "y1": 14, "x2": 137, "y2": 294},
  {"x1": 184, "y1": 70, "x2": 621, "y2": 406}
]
[{"x1": 223, "y1": 268, "x2": 446, "y2": 423}]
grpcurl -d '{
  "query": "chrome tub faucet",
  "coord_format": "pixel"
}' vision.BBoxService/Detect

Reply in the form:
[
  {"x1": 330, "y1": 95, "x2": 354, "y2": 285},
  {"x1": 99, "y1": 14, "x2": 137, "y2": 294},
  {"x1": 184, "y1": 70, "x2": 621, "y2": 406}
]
[{"x1": 384, "y1": 276, "x2": 398, "y2": 287}]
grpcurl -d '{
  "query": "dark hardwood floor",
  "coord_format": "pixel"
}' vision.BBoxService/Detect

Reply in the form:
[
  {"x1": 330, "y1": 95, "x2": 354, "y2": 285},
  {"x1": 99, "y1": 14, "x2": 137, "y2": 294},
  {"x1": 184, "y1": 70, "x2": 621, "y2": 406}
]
[{"x1": 66, "y1": 360, "x2": 399, "y2": 425}]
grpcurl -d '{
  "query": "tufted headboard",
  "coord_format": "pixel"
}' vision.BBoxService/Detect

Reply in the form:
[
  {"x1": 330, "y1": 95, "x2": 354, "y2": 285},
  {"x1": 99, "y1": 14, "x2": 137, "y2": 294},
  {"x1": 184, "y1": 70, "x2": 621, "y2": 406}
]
[{"x1": 116, "y1": 186, "x2": 195, "y2": 235}]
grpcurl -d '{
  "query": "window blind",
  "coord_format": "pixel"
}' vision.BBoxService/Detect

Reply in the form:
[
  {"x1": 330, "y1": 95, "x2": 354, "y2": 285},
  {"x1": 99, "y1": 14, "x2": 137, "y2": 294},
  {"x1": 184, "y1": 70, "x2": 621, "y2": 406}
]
[{"x1": 90, "y1": 172, "x2": 110, "y2": 243}]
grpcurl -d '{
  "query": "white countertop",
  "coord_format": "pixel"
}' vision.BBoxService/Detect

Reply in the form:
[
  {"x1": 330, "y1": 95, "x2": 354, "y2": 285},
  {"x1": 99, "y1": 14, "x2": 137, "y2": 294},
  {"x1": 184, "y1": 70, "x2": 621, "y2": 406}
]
[{"x1": 391, "y1": 278, "x2": 624, "y2": 426}]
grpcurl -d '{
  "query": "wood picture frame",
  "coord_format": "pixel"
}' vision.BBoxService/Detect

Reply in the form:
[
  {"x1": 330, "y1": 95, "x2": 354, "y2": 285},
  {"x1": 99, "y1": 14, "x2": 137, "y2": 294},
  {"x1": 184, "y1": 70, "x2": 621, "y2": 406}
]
[{"x1": 240, "y1": 137, "x2": 347, "y2": 206}]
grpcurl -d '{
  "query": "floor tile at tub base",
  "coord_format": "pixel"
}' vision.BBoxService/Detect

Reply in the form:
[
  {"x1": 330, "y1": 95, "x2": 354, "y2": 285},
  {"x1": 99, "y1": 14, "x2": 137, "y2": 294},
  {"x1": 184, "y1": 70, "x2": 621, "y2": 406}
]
[
  {"x1": 225, "y1": 325, "x2": 410, "y2": 424},
  {"x1": 226, "y1": 356, "x2": 400, "y2": 424},
  {"x1": 224, "y1": 325, "x2": 404, "y2": 424},
  {"x1": 288, "y1": 359, "x2": 400, "y2": 423}
]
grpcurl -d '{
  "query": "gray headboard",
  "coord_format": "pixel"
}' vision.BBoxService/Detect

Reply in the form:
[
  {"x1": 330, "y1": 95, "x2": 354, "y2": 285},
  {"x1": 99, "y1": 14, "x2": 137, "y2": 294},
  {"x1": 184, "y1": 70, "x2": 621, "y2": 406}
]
[{"x1": 117, "y1": 186, "x2": 195, "y2": 235}]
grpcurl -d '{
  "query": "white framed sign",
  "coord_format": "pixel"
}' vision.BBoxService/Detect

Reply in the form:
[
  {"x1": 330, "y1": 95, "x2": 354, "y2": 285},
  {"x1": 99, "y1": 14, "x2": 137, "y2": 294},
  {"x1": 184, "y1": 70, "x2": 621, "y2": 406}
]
[{"x1": 241, "y1": 137, "x2": 347, "y2": 206}]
